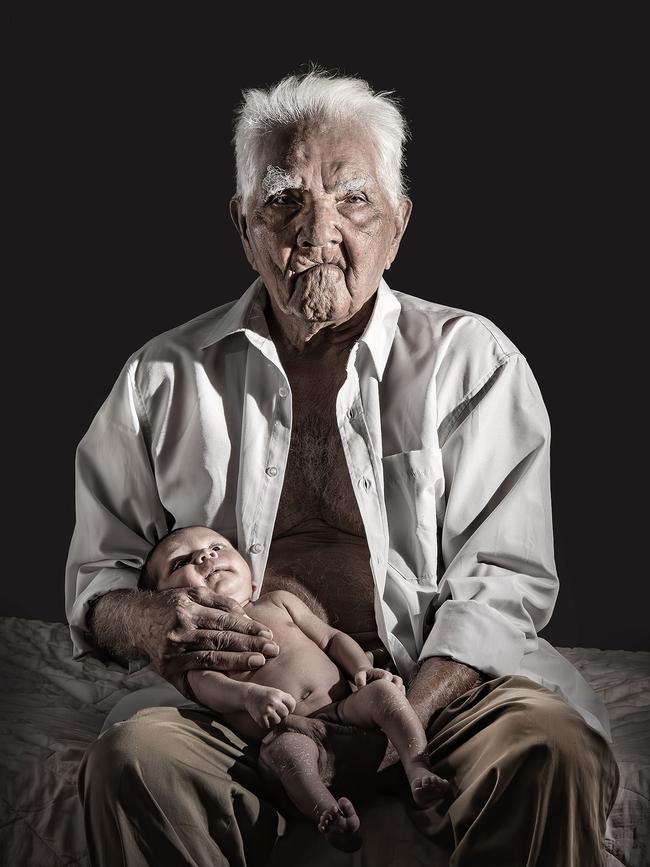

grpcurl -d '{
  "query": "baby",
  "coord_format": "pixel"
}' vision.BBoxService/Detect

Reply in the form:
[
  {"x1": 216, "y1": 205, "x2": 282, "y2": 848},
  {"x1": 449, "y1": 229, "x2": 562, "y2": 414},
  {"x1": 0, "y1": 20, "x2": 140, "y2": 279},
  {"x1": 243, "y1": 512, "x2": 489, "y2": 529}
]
[{"x1": 140, "y1": 525, "x2": 450, "y2": 852}]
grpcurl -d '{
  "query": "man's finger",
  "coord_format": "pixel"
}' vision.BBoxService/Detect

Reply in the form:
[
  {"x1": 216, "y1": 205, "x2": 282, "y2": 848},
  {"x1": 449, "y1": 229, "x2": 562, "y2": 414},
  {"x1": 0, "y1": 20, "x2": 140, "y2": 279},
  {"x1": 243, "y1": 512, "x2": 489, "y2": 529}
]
[
  {"x1": 192, "y1": 609, "x2": 274, "y2": 639},
  {"x1": 168, "y1": 649, "x2": 270, "y2": 674},
  {"x1": 186, "y1": 587, "x2": 246, "y2": 613},
  {"x1": 176, "y1": 629, "x2": 278, "y2": 656}
]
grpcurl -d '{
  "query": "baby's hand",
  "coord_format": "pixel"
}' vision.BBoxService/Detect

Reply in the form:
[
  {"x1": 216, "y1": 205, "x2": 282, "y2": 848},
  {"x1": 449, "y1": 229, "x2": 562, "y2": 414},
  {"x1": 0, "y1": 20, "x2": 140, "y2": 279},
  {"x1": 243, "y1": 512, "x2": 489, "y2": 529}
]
[
  {"x1": 354, "y1": 667, "x2": 405, "y2": 692},
  {"x1": 245, "y1": 686, "x2": 296, "y2": 729}
]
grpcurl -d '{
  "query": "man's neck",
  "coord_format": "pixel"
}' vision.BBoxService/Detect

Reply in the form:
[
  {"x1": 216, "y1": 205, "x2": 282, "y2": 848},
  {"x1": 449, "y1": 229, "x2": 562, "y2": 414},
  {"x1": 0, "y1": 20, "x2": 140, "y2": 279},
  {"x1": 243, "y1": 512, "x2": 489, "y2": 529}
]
[{"x1": 265, "y1": 293, "x2": 376, "y2": 362}]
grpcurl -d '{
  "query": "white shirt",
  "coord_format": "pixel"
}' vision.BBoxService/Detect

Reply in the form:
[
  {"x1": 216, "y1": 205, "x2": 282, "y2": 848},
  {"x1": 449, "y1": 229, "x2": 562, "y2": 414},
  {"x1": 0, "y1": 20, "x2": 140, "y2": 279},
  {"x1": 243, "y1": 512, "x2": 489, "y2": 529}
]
[{"x1": 65, "y1": 277, "x2": 612, "y2": 743}]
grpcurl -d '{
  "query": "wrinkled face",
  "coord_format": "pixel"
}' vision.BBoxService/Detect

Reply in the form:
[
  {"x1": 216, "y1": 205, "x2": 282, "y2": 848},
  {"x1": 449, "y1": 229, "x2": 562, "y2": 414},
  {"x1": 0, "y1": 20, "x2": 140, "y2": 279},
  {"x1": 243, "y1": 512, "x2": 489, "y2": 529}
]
[
  {"x1": 232, "y1": 120, "x2": 411, "y2": 343},
  {"x1": 149, "y1": 526, "x2": 253, "y2": 604}
]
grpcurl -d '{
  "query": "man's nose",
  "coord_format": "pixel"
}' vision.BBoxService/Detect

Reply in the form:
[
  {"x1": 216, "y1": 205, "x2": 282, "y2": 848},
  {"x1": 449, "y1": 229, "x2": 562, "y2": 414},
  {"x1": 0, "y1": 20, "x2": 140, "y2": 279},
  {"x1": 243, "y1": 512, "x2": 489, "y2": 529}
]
[{"x1": 296, "y1": 198, "x2": 342, "y2": 251}]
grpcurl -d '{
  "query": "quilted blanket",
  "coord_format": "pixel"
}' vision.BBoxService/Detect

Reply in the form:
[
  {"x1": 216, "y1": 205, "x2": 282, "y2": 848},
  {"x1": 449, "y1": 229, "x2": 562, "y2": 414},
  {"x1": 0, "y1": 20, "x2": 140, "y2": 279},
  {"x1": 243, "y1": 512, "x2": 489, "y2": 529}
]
[{"x1": 0, "y1": 618, "x2": 647, "y2": 867}]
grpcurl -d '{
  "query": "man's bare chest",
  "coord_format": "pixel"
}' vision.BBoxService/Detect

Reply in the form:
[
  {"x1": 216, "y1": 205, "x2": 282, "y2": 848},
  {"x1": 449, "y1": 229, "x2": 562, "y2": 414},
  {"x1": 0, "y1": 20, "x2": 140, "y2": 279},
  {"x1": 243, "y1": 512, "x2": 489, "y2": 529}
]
[{"x1": 273, "y1": 371, "x2": 364, "y2": 537}]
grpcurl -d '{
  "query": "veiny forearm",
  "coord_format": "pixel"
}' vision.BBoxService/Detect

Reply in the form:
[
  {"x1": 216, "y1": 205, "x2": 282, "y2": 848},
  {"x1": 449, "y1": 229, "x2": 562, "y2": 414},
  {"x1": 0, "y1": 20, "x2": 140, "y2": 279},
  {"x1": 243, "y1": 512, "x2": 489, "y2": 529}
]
[
  {"x1": 88, "y1": 589, "x2": 150, "y2": 659},
  {"x1": 378, "y1": 656, "x2": 487, "y2": 772},
  {"x1": 407, "y1": 656, "x2": 487, "y2": 730}
]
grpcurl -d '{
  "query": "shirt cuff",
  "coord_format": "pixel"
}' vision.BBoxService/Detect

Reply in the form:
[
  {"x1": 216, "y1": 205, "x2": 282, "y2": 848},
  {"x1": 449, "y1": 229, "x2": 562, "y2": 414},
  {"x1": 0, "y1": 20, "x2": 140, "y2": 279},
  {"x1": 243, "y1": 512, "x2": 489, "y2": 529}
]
[
  {"x1": 419, "y1": 599, "x2": 527, "y2": 677},
  {"x1": 67, "y1": 566, "x2": 140, "y2": 660}
]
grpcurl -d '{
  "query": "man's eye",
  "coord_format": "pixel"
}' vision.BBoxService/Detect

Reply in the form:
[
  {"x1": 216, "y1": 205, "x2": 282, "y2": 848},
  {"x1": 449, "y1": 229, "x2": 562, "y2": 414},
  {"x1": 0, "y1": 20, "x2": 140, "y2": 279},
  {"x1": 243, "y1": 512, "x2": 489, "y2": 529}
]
[
  {"x1": 269, "y1": 193, "x2": 298, "y2": 206},
  {"x1": 345, "y1": 193, "x2": 367, "y2": 204},
  {"x1": 172, "y1": 559, "x2": 189, "y2": 572}
]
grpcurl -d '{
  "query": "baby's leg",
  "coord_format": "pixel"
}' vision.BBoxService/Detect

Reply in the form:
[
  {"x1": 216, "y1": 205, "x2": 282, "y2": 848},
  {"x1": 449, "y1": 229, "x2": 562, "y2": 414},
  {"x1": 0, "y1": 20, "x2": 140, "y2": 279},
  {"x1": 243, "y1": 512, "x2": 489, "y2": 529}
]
[
  {"x1": 259, "y1": 731, "x2": 362, "y2": 852},
  {"x1": 336, "y1": 681, "x2": 451, "y2": 807}
]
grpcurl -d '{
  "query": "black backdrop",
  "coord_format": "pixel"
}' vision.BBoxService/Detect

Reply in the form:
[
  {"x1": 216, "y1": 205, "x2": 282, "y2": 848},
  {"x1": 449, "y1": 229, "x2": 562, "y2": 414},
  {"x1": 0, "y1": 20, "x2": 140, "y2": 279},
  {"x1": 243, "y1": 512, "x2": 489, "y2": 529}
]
[{"x1": 5, "y1": 11, "x2": 646, "y2": 650}]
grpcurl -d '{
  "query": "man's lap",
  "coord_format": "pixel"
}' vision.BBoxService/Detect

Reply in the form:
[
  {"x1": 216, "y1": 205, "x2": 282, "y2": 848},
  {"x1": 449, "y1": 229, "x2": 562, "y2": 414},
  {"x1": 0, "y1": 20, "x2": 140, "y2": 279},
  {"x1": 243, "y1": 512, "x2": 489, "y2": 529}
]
[{"x1": 86, "y1": 673, "x2": 619, "y2": 863}]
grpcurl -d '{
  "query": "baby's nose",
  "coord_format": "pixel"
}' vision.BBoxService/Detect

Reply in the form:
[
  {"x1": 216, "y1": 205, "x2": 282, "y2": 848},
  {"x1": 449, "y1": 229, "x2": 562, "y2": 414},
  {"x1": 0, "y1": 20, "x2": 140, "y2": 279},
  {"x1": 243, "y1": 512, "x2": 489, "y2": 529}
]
[{"x1": 194, "y1": 547, "x2": 218, "y2": 563}]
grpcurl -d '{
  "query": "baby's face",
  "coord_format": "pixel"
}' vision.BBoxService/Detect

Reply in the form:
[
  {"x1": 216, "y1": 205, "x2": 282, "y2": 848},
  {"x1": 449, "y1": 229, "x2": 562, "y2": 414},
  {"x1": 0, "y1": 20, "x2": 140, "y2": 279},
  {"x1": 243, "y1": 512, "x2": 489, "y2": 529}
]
[{"x1": 150, "y1": 526, "x2": 253, "y2": 605}]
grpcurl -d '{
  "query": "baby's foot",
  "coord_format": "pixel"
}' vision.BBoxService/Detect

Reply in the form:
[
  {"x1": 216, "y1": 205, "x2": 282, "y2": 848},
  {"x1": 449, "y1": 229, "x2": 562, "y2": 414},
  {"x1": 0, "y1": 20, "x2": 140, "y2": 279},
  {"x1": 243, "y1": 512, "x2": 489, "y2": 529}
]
[
  {"x1": 318, "y1": 796, "x2": 362, "y2": 852},
  {"x1": 411, "y1": 770, "x2": 451, "y2": 807}
]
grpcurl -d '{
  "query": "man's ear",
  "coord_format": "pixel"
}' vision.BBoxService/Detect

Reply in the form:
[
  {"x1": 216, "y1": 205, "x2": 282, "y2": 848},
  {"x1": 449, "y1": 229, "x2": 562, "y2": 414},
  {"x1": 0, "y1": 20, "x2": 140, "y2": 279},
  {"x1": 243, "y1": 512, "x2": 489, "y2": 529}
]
[
  {"x1": 230, "y1": 196, "x2": 258, "y2": 273},
  {"x1": 384, "y1": 198, "x2": 413, "y2": 271}
]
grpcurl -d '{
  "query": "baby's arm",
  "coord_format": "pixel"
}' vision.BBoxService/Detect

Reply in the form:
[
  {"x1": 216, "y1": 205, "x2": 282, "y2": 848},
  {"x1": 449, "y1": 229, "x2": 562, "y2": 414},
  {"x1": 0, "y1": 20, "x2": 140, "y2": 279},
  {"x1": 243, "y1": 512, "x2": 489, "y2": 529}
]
[
  {"x1": 270, "y1": 591, "x2": 403, "y2": 691},
  {"x1": 188, "y1": 670, "x2": 296, "y2": 729}
]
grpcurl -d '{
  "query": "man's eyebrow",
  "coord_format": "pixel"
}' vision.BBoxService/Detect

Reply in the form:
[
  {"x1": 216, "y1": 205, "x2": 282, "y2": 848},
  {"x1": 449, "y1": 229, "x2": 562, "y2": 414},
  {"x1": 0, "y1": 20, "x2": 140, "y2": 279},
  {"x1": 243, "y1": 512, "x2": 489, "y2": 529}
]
[
  {"x1": 261, "y1": 165, "x2": 303, "y2": 198},
  {"x1": 332, "y1": 176, "x2": 371, "y2": 194}
]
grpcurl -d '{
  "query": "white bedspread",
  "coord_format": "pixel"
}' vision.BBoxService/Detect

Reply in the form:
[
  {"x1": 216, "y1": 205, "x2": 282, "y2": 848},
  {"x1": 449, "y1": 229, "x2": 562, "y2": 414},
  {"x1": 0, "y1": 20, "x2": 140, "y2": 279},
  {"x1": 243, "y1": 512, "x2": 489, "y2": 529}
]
[{"x1": 0, "y1": 618, "x2": 647, "y2": 866}]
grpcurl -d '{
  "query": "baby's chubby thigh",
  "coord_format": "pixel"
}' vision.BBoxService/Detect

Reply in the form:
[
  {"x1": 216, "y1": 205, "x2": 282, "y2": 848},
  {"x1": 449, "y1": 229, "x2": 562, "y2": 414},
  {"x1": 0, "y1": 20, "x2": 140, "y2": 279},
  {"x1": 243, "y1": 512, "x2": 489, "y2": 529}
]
[{"x1": 335, "y1": 679, "x2": 409, "y2": 729}]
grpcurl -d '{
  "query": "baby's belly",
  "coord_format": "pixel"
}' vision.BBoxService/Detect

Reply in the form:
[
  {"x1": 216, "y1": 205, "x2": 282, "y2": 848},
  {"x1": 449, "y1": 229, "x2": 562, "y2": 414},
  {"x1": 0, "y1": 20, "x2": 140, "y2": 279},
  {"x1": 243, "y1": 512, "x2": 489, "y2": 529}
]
[
  {"x1": 246, "y1": 641, "x2": 350, "y2": 709},
  {"x1": 224, "y1": 637, "x2": 352, "y2": 743}
]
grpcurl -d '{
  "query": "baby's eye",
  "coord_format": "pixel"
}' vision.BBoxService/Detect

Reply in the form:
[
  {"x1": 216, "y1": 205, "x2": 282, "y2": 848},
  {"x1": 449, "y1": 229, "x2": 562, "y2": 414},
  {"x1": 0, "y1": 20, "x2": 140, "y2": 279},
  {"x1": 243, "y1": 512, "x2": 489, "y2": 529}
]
[
  {"x1": 211, "y1": 543, "x2": 226, "y2": 551},
  {"x1": 171, "y1": 558, "x2": 189, "y2": 572}
]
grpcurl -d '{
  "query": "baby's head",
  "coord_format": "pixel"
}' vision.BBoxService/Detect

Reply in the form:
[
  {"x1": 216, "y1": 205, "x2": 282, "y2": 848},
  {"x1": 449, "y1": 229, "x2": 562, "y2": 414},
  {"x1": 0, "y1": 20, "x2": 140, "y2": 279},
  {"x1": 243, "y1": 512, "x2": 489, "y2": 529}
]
[{"x1": 139, "y1": 525, "x2": 254, "y2": 606}]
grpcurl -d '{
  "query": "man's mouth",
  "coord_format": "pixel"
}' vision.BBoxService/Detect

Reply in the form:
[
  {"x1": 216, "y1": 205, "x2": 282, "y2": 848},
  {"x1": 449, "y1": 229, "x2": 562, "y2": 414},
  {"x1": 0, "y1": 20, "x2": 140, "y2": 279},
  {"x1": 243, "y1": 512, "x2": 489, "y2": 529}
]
[{"x1": 289, "y1": 254, "x2": 346, "y2": 277}]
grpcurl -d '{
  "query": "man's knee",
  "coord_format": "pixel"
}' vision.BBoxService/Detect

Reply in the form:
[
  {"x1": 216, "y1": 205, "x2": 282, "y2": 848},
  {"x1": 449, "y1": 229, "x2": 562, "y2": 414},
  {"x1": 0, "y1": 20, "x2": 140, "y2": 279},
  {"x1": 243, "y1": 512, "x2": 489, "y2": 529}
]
[
  {"x1": 80, "y1": 707, "x2": 231, "y2": 804},
  {"x1": 81, "y1": 708, "x2": 174, "y2": 801},
  {"x1": 488, "y1": 682, "x2": 618, "y2": 792}
]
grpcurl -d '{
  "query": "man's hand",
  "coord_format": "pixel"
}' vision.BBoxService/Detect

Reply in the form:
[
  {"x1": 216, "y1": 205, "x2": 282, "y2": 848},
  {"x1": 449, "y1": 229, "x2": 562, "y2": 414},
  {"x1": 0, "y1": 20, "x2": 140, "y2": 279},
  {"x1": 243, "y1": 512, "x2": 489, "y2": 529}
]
[
  {"x1": 89, "y1": 587, "x2": 280, "y2": 696},
  {"x1": 354, "y1": 667, "x2": 405, "y2": 692},
  {"x1": 245, "y1": 685, "x2": 296, "y2": 729}
]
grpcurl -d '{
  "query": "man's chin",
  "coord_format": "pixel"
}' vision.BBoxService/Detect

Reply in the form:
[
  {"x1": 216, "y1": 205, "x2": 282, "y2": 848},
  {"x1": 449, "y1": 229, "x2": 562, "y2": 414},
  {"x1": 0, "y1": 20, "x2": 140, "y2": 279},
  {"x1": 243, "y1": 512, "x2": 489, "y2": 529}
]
[{"x1": 289, "y1": 264, "x2": 350, "y2": 323}]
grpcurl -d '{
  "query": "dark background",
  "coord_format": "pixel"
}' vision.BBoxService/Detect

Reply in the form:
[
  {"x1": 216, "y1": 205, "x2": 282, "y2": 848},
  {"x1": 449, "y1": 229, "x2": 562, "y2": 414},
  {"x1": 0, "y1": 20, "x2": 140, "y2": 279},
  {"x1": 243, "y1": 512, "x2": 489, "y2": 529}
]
[{"x1": 6, "y1": 12, "x2": 646, "y2": 650}]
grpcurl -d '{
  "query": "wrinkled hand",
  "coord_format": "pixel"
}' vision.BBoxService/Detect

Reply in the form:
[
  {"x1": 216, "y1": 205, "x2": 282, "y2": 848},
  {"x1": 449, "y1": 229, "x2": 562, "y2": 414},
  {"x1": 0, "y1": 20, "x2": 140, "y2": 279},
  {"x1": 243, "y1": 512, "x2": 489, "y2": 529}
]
[
  {"x1": 354, "y1": 667, "x2": 405, "y2": 692},
  {"x1": 136, "y1": 586, "x2": 279, "y2": 695},
  {"x1": 246, "y1": 686, "x2": 297, "y2": 729}
]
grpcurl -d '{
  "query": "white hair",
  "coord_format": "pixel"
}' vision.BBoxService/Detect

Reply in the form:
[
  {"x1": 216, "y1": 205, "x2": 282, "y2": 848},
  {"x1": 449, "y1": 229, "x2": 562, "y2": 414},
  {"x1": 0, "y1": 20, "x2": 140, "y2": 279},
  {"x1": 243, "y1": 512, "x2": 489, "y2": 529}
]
[{"x1": 232, "y1": 66, "x2": 410, "y2": 207}]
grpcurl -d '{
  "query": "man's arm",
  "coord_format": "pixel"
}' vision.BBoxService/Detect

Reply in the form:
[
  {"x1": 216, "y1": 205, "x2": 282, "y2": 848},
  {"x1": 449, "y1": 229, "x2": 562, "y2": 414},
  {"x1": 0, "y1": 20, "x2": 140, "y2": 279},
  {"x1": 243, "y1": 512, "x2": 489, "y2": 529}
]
[
  {"x1": 405, "y1": 657, "x2": 485, "y2": 727},
  {"x1": 88, "y1": 587, "x2": 279, "y2": 693},
  {"x1": 420, "y1": 352, "x2": 558, "y2": 679},
  {"x1": 66, "y1": 358, "x2": 279, "y2": 693}
]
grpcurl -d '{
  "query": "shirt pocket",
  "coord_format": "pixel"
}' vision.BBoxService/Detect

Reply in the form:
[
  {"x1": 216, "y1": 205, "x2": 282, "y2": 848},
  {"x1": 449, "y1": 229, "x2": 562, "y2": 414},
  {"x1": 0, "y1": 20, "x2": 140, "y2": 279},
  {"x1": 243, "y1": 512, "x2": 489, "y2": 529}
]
[{"x1": 381, "y1": 447, "x2": 444, "y2": 584}]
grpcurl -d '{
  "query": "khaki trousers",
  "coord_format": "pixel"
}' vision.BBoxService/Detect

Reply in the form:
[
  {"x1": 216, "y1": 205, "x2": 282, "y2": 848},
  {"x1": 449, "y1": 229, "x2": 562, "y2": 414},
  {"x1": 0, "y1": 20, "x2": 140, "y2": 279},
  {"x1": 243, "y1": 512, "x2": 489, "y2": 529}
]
[{"x1": 78, "y1": 674, "x2": 620, "y2": 867}]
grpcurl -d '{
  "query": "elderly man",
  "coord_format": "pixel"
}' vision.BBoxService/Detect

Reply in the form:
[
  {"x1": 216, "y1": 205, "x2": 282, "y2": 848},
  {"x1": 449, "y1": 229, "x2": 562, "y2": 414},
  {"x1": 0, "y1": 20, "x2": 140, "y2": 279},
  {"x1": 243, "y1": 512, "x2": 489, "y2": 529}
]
[{"x1": 68, "y1": 69, "x2": 619, "y2": 866}]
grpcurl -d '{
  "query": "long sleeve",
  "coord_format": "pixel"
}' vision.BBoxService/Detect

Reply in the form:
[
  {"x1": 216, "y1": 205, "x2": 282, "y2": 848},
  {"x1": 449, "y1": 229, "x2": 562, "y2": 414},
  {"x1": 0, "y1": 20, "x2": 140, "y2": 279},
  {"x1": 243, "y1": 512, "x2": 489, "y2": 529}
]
[
  {"x1": 419, "y1": 351, "x2": 559, "y2": 677},
  {"x1": 65, "y1": 356, "x2": 169, "y2": 658}
]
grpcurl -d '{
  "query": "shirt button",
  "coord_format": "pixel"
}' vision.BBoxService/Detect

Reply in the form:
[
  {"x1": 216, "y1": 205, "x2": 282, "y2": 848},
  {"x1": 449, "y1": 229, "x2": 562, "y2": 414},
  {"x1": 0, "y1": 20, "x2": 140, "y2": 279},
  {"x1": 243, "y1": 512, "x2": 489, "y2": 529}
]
[
  {"x1": 265, "y1": 466, "x2": 278, "y2": 477},
  {"x1": 279, "y1": 386, "x2": 289, "y2": 398},
  {"x1": 348, "y1": 407, "x2": 356, "y2": 419},
  {"x1": 250, "y1": 543, "x2": 264, "y2": 555},
  {"x1": 359, "y1": 477, "x2": 372, "y2": 491}
]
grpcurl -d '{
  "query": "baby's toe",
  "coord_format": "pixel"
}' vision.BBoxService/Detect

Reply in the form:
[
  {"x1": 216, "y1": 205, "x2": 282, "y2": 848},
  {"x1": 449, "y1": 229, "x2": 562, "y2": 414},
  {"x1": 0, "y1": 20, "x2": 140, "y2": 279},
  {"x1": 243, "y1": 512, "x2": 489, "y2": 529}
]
[{"x1": 338, "y1": 797, "x2": 355, "y2": 817}]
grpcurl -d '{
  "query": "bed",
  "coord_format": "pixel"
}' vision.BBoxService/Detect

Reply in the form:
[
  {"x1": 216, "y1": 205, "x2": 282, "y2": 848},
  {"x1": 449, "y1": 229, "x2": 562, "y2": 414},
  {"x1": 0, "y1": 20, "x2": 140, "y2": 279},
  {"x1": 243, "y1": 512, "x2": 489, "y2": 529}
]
[{"x1": 1, "y1": 617, "x2": 647, "y2": 867}]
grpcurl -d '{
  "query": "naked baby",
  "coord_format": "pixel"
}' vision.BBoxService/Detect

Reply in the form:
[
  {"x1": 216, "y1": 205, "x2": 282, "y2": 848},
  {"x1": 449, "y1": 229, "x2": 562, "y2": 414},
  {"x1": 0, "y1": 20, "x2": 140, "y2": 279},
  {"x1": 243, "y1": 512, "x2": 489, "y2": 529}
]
[{"x1": 140, "y1": 525, "x2": 450, "y2": 852}]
